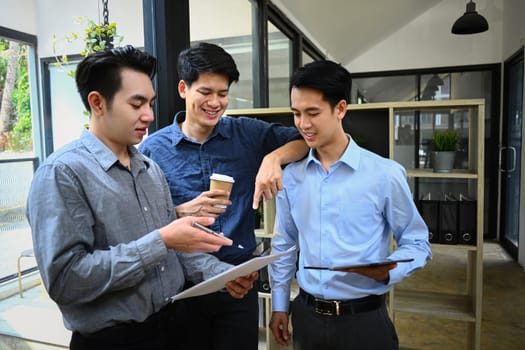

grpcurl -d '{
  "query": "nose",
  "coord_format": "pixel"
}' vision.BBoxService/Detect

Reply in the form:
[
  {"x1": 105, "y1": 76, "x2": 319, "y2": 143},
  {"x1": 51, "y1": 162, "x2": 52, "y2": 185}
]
[
  {"x1": 207, "y1": 94, "x2": 221, "y2": 107},
  {"x1": 296, "y1": 115, "x2": 311, "y2": 130},
  {"x1": 142, "y1": 105, "x2": 155, "y2": 123}
]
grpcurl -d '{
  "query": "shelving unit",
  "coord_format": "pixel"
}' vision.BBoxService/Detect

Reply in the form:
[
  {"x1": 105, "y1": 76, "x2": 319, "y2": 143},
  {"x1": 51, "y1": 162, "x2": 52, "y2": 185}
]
[{"x1": 228, "y1": 98, "x2": 485, "y2": 350}]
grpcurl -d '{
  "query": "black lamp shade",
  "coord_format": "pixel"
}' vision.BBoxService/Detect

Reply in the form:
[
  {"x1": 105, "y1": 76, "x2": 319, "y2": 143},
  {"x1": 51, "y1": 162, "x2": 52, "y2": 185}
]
[{"x1": 451, "y1": 1, "x2": 489, "y2": 34}]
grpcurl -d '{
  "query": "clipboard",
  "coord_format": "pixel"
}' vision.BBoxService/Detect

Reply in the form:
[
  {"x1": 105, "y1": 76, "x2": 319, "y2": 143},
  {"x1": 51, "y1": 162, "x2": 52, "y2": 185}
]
[
  {"x1": 170, "y1": 246, "x2": 296, "y2": 301},
  {"x1": 304, "y1": 258, "x2": 414, "y2": 270}
]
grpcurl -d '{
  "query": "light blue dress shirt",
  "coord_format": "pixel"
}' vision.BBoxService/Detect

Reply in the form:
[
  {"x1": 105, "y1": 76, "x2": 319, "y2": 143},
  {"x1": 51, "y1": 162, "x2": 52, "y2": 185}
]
[{"x1": 269, "y1": 136, "x2": 432, "y2": 312}]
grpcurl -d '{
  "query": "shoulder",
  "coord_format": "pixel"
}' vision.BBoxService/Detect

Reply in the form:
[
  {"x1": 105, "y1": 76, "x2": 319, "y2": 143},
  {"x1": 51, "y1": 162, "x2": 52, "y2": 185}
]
[{"x1": 282, "y1": 157, "x2": 308, "y2": 183}]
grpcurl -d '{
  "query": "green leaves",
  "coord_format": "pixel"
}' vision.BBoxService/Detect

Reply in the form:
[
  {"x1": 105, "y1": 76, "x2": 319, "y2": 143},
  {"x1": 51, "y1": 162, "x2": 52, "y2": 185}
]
[{"x1": 430, "y1": 130, "x2": 460, "y2": 152}]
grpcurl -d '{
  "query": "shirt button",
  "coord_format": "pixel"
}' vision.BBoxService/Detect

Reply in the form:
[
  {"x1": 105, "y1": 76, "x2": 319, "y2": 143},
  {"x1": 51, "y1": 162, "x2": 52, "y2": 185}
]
[
  {"x1": 160, "y1": 266, "x2": 165, "y2": 272},
  {"x1": 144, "y1": 206, "x2": 148, "y2": 211}
]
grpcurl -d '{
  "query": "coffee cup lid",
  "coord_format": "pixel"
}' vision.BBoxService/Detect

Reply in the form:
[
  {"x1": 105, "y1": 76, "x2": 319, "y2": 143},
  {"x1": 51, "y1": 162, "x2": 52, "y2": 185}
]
[{"x1": 210, "y1": 173, "x2": 235, "y2": 183}]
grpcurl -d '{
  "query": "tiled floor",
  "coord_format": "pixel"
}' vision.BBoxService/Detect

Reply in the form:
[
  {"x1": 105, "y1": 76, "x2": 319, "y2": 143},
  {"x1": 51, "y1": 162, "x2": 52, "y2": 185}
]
[{"x1": 0, "y1": 242, "x2": 523, "y2": 350}]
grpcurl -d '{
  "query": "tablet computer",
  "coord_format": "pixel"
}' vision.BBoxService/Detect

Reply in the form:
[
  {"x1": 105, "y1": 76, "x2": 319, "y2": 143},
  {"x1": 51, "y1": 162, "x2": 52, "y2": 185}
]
[{"x1": 304, "y1": 258, "x2": 414, "y2": 270}]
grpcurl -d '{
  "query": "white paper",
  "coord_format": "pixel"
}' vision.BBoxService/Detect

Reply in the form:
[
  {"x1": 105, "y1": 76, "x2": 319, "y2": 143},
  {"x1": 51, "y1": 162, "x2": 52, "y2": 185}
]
[{"x1": 170, "y1": 246, "x2": 296, "y2": 302}]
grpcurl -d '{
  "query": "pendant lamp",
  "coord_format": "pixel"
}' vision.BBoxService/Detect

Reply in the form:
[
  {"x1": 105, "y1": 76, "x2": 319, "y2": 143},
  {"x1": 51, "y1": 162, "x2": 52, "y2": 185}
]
[{"x1": 451, "y1": 1, "x2": 489, "y2": 35}]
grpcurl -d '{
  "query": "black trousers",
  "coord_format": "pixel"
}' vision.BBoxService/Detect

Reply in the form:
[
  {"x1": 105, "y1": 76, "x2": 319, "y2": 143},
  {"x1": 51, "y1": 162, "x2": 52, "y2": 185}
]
[
  {"x1": 70, "y1": 303, "x2": 178, "y2": 350},
  {"x1": 291, "y1": 293, "x2": 399, "y2": 350},
  {"x1": 173, "y1": 286, "x2": 259, "y2": 350}
]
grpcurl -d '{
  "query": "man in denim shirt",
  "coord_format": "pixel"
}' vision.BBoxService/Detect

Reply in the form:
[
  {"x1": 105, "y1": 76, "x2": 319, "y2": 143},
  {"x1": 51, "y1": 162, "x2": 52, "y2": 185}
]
[
  {"x1": 139, "y1": 43, "x2": 308, "y2": 349},
  {"x1": 27, "y1": 46, "x2": 256, "y2": 350}
]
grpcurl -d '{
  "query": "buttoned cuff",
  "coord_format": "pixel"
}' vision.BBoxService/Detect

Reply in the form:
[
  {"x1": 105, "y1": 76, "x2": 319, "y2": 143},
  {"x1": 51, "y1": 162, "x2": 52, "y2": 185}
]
[
  {"x1": 136, "y1": 230, "x2": 168, "y2": 267},
  {"x1": 271, "y1": 290, "x2": 291, "y2": 312}
]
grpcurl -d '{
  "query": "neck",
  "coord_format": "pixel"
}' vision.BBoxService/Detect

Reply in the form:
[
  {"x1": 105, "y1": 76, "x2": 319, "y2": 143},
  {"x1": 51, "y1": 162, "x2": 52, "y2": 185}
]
[
  {"x1": 180, "y1": 119, "x2": 214, "y2": 143},
  {"x1": 315, "y1": 132, "x2": 349, "y2": 171}
]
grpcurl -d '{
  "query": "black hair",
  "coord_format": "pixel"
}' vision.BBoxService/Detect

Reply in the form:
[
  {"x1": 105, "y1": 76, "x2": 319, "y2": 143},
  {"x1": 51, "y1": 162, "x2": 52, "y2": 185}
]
[
  {"x1": 75, "y1": 45, "x2": 157, "y2": 112},
  {"x1": 289, "y1": 60, "x2": 352, "y2": 109},
  {"x1": 177, "y1": 42, "x2": 239, "y2": 87}
]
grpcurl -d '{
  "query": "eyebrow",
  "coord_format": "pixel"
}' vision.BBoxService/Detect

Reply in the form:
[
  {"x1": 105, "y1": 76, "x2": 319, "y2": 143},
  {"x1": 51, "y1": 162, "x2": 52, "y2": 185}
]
[
  {"x1": 129, "y1": 94, "x2": 156, "y2": 103},
  {"x1": 197, "y1": 87, "x2": 229, "y2": 94},
  {"x1": 291, "y1": 106, "x2": 321, "y2": 113}
]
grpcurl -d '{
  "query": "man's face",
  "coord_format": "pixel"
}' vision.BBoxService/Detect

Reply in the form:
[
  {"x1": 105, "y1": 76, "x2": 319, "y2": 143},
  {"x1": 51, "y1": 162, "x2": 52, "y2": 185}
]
[
  {"x1": 291, "y1": 87, "x2": 345, "y2": 150},
  {"x1": 179, "y1": 72, "x2": 230, "y2": 129},
  {"x1": 99, "y1": 68, "x2": 156, "y2": 147}
]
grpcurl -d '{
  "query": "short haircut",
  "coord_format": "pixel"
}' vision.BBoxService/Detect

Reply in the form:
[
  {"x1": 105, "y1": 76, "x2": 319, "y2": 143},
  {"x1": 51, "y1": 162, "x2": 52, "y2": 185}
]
[
  {"x1": 290, "y1": 60, "x2": 352, "y2": 109},
  {"x1": 177, "y1": 42, "x2": 239, "y2": 87},
  {"x1": 75, "y1": 45, "x2": 157, "y2": 112}
]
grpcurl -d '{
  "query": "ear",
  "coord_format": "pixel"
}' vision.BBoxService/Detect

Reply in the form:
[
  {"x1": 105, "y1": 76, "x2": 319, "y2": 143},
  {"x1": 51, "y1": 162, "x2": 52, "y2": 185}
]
[
  {"x1": 178, "y1": 80, "x2": 187, "y2": 99},
  {"x1": 87, "y1": 91, "x2": 106, "y2": 116},
  {"x1": 336, "y1": 99, "x2": 347, "y2": 120}
]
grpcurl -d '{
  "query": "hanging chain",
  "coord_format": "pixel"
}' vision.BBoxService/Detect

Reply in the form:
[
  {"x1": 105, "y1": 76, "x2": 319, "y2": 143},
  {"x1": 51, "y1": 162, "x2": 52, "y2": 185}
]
[{"x1": 102, "y1": 0, "x2": 109, "y2": 26}]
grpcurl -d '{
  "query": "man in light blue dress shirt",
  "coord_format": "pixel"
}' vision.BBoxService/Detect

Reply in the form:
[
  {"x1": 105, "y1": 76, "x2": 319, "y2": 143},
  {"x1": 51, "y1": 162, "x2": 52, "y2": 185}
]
[{"x1": 269, "y1": 60, "x2": 432, "y2": 349}]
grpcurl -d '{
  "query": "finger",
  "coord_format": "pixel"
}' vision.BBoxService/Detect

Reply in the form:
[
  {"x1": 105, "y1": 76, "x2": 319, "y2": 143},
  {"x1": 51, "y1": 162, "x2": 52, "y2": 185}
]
[{"x1": 252, "y1": 186, "x2": 263, "y2": 209}]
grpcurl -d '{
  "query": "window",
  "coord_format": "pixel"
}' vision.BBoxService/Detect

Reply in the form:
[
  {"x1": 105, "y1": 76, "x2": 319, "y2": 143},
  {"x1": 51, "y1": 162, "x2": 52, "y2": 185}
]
[
  {"x1": 0, "y1": 28, "x2": 40, "y2": 283},
  {"x1": 190, "y1": 0, "x2": 253, "y2": 109},
  {"x1": 268, "y1": 21, "x2": 291, "y2": 107}
]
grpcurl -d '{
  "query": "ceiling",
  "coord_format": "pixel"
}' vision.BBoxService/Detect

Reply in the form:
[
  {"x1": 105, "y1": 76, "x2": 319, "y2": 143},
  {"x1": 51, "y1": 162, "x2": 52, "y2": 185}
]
[{"x1": 272, "y1": 0, "x2": 443, "y2": 66}]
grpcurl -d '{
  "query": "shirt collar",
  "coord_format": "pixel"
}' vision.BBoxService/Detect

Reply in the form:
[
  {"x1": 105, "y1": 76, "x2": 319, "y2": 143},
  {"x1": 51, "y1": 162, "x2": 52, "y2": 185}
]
[
  {"x1": 305, "y1": 134, "x2": 360, "y2": 171},
  {"x1": 80, "y1": 129, "x2": 150, "y2": 172},
  {"x1": 171, "y1": 111, "x2": 232, "y2": 145}
]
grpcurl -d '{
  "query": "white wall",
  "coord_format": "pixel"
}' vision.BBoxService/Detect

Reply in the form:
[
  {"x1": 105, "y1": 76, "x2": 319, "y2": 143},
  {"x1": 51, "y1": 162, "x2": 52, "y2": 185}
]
[
  {"x1": 36, "y1": 0, "x2": 144, "y2": 58},
  {"x1": 0, "y1": 0, "x2": 37, "y2": 35},
  {"x1": 348, "y1": 0, "x2": 503, "y2": 72}
]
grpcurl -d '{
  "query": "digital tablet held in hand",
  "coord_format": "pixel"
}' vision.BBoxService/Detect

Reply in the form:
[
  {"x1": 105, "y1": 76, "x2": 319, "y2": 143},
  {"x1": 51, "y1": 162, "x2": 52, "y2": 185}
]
[{"x1": 304, "y1": 258, "x2": 414, "y2": 270}]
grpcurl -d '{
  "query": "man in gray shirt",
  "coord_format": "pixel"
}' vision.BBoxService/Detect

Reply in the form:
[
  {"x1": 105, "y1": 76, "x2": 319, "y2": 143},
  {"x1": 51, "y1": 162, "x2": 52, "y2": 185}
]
[{"x1": 26, "y1": 45, "x2": 256, "y2": 350}]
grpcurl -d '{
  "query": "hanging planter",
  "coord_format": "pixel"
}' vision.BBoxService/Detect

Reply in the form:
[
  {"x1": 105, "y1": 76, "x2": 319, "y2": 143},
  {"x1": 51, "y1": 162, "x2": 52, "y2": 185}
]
[{"x1": 82, "y1": 19, "x2": 118, "y2": 55}]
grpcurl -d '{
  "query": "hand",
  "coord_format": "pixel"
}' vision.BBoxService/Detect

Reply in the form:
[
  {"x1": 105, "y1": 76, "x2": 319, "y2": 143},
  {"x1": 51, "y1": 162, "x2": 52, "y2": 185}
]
[
  {"x1": 269, "y1": 311, "x2": 290, "y2": 346},
  {"x1": 175, "y1": 190, "x2": 232, "y2": 218},
  {"x1": 224, "y1": 271, "x2": 258, "y2": 299},
  {"x1": 252, "y1": 154, "x2": 284, "y2": 209},
  {"x1": 334, "y1": 263, "x2": 397, "y2": 282},
  {"x1": 158, "y1": 216, "x2": 232, "y2": 253}
]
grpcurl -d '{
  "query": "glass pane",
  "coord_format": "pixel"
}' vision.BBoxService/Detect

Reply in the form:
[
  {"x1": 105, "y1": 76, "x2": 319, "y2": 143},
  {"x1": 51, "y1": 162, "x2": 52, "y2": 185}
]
[
  {"x1": 268, "y1": 21, "x2": 291, "y2": 108},
  {"x1": 420, "y1": 74, "x2": 450, "y2": 101},
  {"x1": 0, "y1": 38, "x2": 35, "y2": 156},
  {"x1": 0, "y1": 38, "x2": 39, "y2": 280},
  {"x1": 0, "y1": 159, "x2": 36, "y2": 280},
  {"x1": 353, "y1": 75, "x2": 418, "y2": 103},
  {"x1": 48, "y1": 61, "x2": 87, "y2": 150},
  {"x1": 302, "y1": 51, "x2": 314, "y2": 66},
  {"x1": 190, "y1": 0, "x2": 253, "y2": 109},
  {"x1": 503, "y1": 60, "x2": 523, "y2": 246}
]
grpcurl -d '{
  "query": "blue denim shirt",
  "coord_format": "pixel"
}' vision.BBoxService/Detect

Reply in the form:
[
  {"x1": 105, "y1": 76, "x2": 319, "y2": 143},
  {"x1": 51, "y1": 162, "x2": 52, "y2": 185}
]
[{"x1": 140, "y1": 112, "x2": 301, "y2": 263}]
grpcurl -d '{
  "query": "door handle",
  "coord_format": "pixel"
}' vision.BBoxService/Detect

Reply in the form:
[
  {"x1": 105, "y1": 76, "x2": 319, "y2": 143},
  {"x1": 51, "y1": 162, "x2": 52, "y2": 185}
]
[{"x1": 500, "y1": 146, "x2": 516, "y2": 173}]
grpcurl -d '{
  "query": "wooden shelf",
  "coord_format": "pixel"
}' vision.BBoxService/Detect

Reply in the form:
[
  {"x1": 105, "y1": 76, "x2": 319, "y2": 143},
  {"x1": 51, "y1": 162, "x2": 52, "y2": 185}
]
[
  {"x1": 406, "y1": 168, "x2": 478, "y2": 179},
  {"x1": 394, "y1": 290, "x2": 475, "y2": 322},
  {"x1": 255, "y1": 229, "x2": 274, "y2": 239},
  {"x1": 235, "y1": 100, "x2": 485, "y2": 350}
]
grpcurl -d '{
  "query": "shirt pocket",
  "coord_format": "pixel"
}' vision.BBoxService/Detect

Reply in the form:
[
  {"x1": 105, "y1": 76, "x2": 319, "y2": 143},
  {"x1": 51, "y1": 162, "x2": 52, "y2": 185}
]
[{"x1": 334, "y1": 199, "x2": 381, "y2": 246}]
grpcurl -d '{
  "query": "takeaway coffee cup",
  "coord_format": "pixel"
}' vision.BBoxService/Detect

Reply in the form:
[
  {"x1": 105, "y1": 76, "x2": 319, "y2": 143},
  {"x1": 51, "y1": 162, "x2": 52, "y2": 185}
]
[{"x1": 209, "y1": 173, "x2": 235, "y2": 208}]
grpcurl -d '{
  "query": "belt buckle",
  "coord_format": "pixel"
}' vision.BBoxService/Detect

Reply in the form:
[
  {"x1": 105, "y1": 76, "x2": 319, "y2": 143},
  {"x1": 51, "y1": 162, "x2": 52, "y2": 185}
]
[{"x1": 314, "y1": 298, "x2": 341, "y2": 316}]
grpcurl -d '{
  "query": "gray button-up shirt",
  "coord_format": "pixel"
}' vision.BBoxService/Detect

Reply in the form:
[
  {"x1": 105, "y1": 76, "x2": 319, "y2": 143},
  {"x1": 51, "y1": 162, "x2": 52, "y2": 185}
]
[{"x1": 27, "y1": 130, "x2": 231, "y2": 334}]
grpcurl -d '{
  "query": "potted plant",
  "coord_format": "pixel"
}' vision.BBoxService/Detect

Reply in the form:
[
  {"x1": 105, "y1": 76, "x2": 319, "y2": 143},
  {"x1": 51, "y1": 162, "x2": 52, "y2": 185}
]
[{"x1": 430, "y1": 129, "x2": 460, "y2": 173}]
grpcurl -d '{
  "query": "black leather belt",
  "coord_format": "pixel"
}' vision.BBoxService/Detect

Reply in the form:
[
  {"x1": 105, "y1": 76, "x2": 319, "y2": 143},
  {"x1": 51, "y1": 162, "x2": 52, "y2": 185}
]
[{"x1": 299, "y1": 289, "x2": 385, "y2": 316}]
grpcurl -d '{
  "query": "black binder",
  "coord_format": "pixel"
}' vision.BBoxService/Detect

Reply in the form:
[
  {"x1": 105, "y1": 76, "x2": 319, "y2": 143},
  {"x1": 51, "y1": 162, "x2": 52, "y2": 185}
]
[
  {"x1": 419, "y1": 200, "x2": 440, "y2": 243},
  {"x1": 439, "y1": 201, "x2": 458, "y2": 244},
  {"x1": 458, "y1": 200, "x2": 477, "y2": 245}
]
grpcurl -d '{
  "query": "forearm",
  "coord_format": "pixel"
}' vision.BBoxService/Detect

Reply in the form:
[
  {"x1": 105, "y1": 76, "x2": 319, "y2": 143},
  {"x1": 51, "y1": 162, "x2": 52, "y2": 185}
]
[{"x1": 265, "y1": 139, "x2": 308, "y2": 166}]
